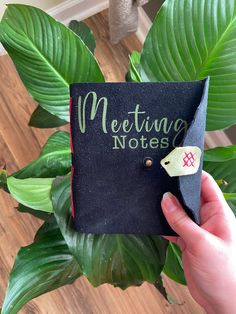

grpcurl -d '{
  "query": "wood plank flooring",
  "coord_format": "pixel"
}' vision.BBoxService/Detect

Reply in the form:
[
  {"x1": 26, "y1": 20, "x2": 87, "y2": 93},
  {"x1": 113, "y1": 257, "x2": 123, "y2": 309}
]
[{"x1": 0, "y1": 10, "x2": 204, "y2": 314}]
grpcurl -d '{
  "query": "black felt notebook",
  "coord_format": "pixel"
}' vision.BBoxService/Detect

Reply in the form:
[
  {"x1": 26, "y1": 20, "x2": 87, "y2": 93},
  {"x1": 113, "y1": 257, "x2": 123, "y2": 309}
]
[{"x1": 70, "y1": 79, "x2": 209, "y2": 235}]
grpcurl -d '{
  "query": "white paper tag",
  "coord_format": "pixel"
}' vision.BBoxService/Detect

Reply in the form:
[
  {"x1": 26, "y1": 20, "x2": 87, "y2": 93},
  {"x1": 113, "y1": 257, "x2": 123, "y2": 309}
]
[{"x1": 160, "y1": 146, "x2": 202, "y2": 177}]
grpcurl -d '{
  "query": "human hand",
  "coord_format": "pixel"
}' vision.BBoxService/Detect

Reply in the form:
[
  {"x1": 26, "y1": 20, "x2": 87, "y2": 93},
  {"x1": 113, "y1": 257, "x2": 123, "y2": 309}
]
[{"x1": 161, "y1": 171, "x2": 236, "y2": 314}]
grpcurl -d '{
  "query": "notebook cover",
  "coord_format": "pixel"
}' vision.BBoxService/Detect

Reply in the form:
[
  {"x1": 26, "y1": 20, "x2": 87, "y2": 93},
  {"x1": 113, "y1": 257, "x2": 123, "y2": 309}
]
[{"x1": 70, "y1": 79, "x2": 209, "y2": 235}]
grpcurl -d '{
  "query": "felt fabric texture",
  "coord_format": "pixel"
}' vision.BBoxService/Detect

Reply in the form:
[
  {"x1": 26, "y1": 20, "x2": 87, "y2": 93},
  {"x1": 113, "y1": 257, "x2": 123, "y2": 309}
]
[
  {"x1": 109, "y1": 0, "x2": 149, "y2": 44},
  {"x1": 178, "y1": 78, "x2": 209, "y2": 224},
  {"x1": 70, "y1": 80, "x2": 209, "y2": 235}
]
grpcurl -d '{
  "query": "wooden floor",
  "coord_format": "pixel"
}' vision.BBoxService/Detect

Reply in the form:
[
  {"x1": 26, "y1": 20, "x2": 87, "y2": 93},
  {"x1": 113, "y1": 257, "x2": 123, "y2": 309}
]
[{"x1": 0, "y1": 10, "x2": 204, "y2": 314}]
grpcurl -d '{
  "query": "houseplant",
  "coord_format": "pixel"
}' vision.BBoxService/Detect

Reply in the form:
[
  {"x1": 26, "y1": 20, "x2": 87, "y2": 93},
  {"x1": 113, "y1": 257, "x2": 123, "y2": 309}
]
[{"x1": 0, "y1": 0, "x2": 236, "y2": 312}]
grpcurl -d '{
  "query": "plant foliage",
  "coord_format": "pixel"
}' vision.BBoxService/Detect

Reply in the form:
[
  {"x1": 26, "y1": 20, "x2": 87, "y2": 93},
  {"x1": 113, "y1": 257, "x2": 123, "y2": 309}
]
[
  {"x1": 13, "y1": 131, "x2": 71, "y2": 179},
  {"x1": 204, "y1": 145, "x2": 236, "y2": 212},
  {"x1": 2, "y1": 219, "x2": 81, "y2": 314},
  {"x1": 1, "y1": 0, "x2": 236, "y2": 312},
  {"x1": 52, "y1": 176, "x2": 168, "y2": 289},
  {"x1": 139, "y1": 0, "x2": 236, "y2": 131},
  {"x1": 69, "y1": 20, "x2": 96, "y2": 54},
  {"x1": 0, "y1": 4, "x2": 104, "y2": 123},
  {"x1": 7, "y1": 177, "x2": 54, "y2": 212}
]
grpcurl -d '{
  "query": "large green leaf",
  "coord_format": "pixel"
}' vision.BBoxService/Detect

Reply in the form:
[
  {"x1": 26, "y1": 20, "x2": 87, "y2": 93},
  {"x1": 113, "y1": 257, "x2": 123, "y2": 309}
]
[
  {"x1": 52, "y1": 176, "x2": 168, "y2": 289},
  {"x1": 154, "y1": 275, "x2": 171, "y2": 303},
  {"x1": 204, "y1": 145, "x2": 236, "y2": 162},
  {"x1": 0, "y1": 168, "x2": 8, "y2": 192},
  {"x1": 126, "y1": 51, "x2": 141, "y2": 82},
  {"x1": 17, "y1": 203, "x2": 52, "y2": 220},
  {"x1": 29, "y1": 105, "x2": 68, "y2": 128},
  {"x1": 13, "y1": 131, "x2": 71, "y2": 179},
  {"x1": 204, "y1": 146, "x2": 236, "y2": 212},
  {"x1": 7, "y1": 177, "x2": 54, "y2": 212},
  {"x1": 163, "y1": 243, "x2": 186, "y2": 285},
  {"x1": 69, "y1": 20, "x2": 96, "y2": 54},
  {"x1": 0, "y1": 4, "x2": 104, "y2": 122},
  {"x1": 2, "y1": 134, "x2": 66, "y2": 219},
  {"x1": 1, "y1": 219, "x2": 81, "y2": 314},
  {"x1": 223, "y1": 194, "x2": 236, "y2": 214},
  {"x1": 140, "y1": 0, "x2": 236, "y2": 131},
  {"x1": 224, "y1": 193, "x2": 236, "y2": 202}
]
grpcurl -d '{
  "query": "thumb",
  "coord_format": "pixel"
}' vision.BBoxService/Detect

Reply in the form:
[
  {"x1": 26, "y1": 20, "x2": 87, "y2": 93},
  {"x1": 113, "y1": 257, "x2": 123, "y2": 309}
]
[{"x1": 161, "y1": 192, "x2": 204, "y2": 243}]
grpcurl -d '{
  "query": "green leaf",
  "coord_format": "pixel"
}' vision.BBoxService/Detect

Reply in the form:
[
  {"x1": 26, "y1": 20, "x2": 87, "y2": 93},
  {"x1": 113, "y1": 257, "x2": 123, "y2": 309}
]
[
  {"x1": 224, "y1": 193, "x2": 236, "y2": 201},
  {"x1": 140, "y1": 0, "x2": 236, "y2": 131},
  {"x1": 204, "y1": 147, "x2": 236, "y2": 212},
  {"x1": 17, "y1": 203, "x2": 52, "y2": 220},
  {"x1": 1, "y1": 219, "x2": 81, "y2": 314},
  {"x1": 7, "y1": 177, "x2": 54, "y2": 212},
  {"x1": 204, "y1": 145, "x2": 236, "y2": 162},
  {"x1": 52, "y1": 176, "x2": 168, "y2": 289},
  {"x1": 163, "y1": 243, "x2": 186, "y2": 285},
  {"x1": 29, "y1": 105, "x2": 68, "y2": 128},
  {"x1": 13, "y1": 131, "x2": 71, "y2": 179},
  {"x1": 126, "y1": 51, "x2": 141, "y2": 82},
  {"x1": 224, "y1": 193, "x2": 236, "y2": 214},
  {"x1": 154, "y1": 275, "x2": 179, "y2": 305},
  {"x1": 0, "y1": 4, "x2": 104, "y2": 122},
  {"x1": 154, "y1": 275, "x2": 169, "y2": 303},
  {"x1": 69, "y1": 20, "x2": 96, "y2": 54},
  {"x1": 0, "y1": 168, "x2": 8, "y2": 192}
]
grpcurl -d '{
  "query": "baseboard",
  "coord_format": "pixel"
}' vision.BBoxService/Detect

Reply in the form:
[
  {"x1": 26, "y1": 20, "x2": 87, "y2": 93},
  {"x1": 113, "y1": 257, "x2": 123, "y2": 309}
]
[
  {"x1": 47, "y1": 0, "x2": 85, "y2": 17},
  {"x1": 136, "y1": 7, "x2": 152, "y2": 44},
  {"x1": 1, "y1": 1, "x2": 145, "y2": 54},
  {"x1": 0, "y1": 44, "x2": 4, "y2": 56},
  {"x1": 48, "y1": 0, "x2": 109, "y2": 25},
  {"x1": 0, "y1": 0, "x2": 109, "y2": 55}
]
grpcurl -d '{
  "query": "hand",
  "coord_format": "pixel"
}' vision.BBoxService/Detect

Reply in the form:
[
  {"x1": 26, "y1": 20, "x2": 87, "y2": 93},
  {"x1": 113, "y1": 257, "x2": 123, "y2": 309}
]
[{"x1": 161, "y1": 171, "x2": 236, "y2": 314}]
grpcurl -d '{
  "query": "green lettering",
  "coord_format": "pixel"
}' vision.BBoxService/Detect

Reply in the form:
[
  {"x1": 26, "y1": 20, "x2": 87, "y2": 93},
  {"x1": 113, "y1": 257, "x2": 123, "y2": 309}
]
[
  {"x1": 112, "y1": 135, "x2": 126, "y2": 149},
  {"x1": 129, "y1": 138, "x2": 139, "y2": 149},
  {"x1": 160, "y1": 137, "x2": 169, "y2": 148},
  {"x1": 111, "y1": 119, "x2": 121, "y2": 133},
  {"x1": 128, "y1": 104, "x2": 146, "y2": 132},
  {"x1": 77, "y1": 91, "x2": 108, "y2": 133},
  {"x1": 172, "y1": 119, "x2": 188, "y2": 147},
  {"x1": 149, "y1": 137, "x2": 159, "y2": 149},
  {"x1": 140, "y1": 135, "x2": 148, "y2": 149}
]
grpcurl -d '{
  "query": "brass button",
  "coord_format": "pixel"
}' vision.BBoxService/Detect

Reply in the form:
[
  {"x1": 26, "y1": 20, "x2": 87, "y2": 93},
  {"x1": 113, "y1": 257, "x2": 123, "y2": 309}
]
[{"x1": 143, "y1": 157, "x2": 153, "y2": 168}]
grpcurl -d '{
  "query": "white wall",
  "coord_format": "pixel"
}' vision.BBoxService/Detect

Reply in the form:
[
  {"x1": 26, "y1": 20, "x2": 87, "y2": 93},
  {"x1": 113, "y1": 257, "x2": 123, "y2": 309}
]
[{"x1": 0, "y1": 0, "x2": 64, "y2": 19}]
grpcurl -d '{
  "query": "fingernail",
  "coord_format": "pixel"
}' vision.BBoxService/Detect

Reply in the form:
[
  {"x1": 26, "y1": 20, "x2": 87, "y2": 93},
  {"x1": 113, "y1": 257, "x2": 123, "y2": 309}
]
[
  {"x1": 162, "y1": 192, "x2": 173, "y2": 200},
  {"x1": 162, "y1": 192, "x2": 177, "y2": 212}
]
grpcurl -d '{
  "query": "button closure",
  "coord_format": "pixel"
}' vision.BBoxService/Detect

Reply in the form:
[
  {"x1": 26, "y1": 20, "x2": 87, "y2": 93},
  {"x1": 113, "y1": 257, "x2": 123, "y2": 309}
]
[{"x1": 143, "y1": 157, "x2": 153, "y2": 168}]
